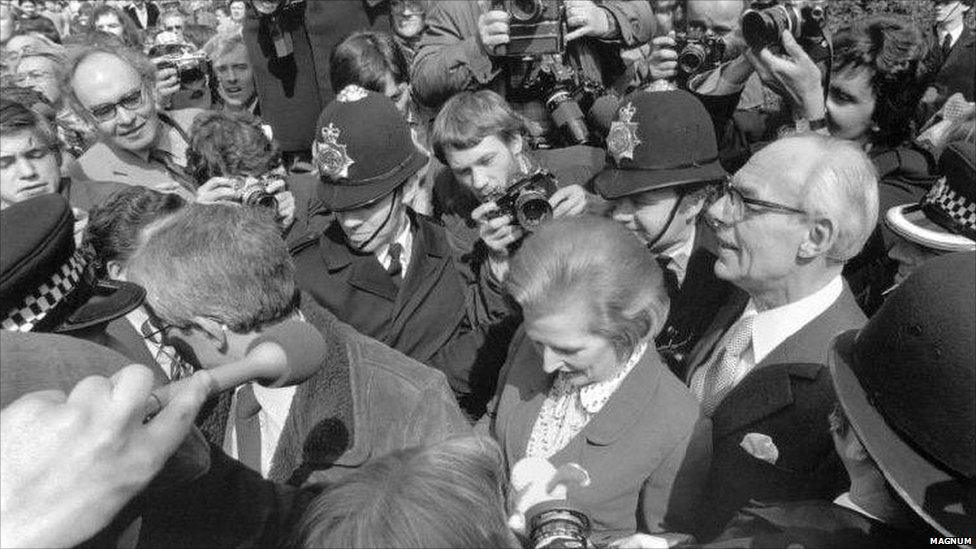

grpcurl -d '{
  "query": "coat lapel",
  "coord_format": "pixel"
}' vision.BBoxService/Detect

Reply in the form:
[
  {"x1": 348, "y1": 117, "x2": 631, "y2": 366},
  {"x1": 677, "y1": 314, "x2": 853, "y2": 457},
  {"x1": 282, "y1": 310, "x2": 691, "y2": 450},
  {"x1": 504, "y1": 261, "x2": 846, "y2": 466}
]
[
  {"x1": 392, "y1": 215, "x2": 451, "y2": 326},
  {"x1": 320, "y1": 222, "x2": 398, "y2": 303},
  {"x1": 683, "y1": 290, "x2": 748, "y2": 384},
  {"x1": 501, "y1": 333, "x2": 553, "y2": 464},
  {"x1": 710, "y1": 362, "x2": 823, "y2": 438}
]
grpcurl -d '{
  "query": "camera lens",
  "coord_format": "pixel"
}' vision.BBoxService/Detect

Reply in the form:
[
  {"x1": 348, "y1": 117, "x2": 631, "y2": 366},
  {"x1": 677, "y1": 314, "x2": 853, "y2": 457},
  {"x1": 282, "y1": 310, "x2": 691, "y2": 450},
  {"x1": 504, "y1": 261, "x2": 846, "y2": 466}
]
[
  {"x1": 509, "y1": 0, "x2": 541, "y2": 22},
  {"x1": 514, "y1": 189, "x2": 553, "y2": 229},
  {"x1": 741, "y1": 5, "x2": 797, "y2": 49},
  {"x1": 678, "y1": 43, "x2": 707, "y2": 73}
]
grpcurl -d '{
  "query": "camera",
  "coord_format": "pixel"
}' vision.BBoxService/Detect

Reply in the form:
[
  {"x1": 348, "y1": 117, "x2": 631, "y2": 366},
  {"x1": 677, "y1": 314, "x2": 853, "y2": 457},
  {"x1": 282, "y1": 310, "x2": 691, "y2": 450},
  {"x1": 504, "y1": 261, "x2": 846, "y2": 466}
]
[
  {"x1": 493, "y1": 0, "x2": 565, "y2": 58},
  {"x1": 741, "y1": 0, "x2": 829, "y2": 61},
  {"x1": 525, "y1": 500, "x2": 596, "y2": 549},
  {"x1": 149, "y1": 42, "x2": 209, "y2": 85},
  {"x1": 235, "y1": 175, "x2": 279, "y2": 209},
  {"x1": 674, "y1": 27, "x2": 727, "y2": 76},
  {"x1": 488, "y1": 167, "x2": 558, "y2": 231},
  {"x1": 535, "y1": 58, "x2": 619, "y2": 146}
]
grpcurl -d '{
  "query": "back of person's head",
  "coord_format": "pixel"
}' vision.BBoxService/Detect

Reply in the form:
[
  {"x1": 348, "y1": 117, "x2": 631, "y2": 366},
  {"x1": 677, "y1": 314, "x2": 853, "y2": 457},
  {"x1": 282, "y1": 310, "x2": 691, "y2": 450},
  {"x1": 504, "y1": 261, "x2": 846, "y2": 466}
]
[
  {"x1": 294, "y1": 436, "x2": 519, "y2": 549},
  {"x1": 430, "y1": 90, "x2": 527, "y2": 164},
  {"x1": 82, "y1": 186, "x2": 187, "y2": 278},
  {"x1": 329, "y1": 30, "x2": 409, "y2": 94},
  {"x1": 832, "y1": 15, "x2": 929, "y2": 148},
  {"x1": 506, "y1": 215, "x2": 669, "y2": 360},
  {"x1": 13, "y1": 13, "x2": 61, "y2": 43},
  {"x1": 185, "y1": 110, "x2": 280, "y2": 184},
  {"x1": 125, "y1": 203, "x2": 296, "y2": 333}
]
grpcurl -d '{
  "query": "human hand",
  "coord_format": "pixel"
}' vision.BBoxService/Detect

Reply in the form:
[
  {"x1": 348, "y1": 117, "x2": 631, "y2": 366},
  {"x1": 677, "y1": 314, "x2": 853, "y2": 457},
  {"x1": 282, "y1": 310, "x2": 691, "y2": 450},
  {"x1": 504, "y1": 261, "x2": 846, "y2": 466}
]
[
  {"x1": 565, "y1": 1, "x2": 614, "y2": 42},
  {"x1": 0, "y1": 365, "x2": 211, "y2": 548},
  {"x1": 195, "y1": 176, "x2": 240, "y2": 204},
  {"x1": 472, "y1": 201, "x2": 523, "y2": 281},
  {"x1": 608, "y1": 533, "x2": 671, "y2": 548},
  {"x1": 262, "y1": 176, "x2": 296, "y2": 230},
  {"x1": 507, "y1": 457, "x2": 590, "y2": 535},
  {"x1": 548, "y1": 184, "x2": 588, "y2": 218},
  {"x1": 748, "y1": 31, "x2": 825, "y2": 120},
  {"x1": 154, "y1": 66, "x2": 180, "y2": 108},
  {"x1": 645, "y1": 35, "x2": 678, "y2": 82},
  {"x1": 477, "y1": 10, "x2": 510, "y2": 56}
]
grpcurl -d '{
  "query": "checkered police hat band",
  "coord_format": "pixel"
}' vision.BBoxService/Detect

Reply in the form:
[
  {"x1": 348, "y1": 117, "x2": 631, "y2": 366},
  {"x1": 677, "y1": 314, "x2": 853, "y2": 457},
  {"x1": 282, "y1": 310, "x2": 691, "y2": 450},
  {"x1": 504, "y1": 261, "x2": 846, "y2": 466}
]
[
  {"x1": 924, "y1": 177, "x2": 976, "y2": 234},
  {"x1": 1, "y1": 250, "x2": 88, "y2": 332}
]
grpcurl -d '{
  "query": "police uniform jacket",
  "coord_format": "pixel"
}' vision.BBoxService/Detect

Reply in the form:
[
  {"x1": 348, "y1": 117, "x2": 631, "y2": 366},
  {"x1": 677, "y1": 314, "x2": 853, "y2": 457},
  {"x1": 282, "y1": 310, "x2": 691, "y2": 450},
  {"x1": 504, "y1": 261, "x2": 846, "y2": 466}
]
[
  {"x1": 291, "y1": 210, "x2": 511, "y2": 416},
  {"x1": 685, "y1": 286, "x2": 865, "y2": 541}
]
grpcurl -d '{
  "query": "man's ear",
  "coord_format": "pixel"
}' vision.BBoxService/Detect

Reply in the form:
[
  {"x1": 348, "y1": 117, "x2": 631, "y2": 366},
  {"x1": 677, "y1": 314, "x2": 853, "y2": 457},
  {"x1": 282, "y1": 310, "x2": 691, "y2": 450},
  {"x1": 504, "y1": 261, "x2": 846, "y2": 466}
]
[
  {"x1": 106, "y1": 260, "x2": 125, "y2": 280},
  {"x1": 798, "y1": 216, "x2": 836, "y2": 260},
  {"x1": 507, "y1": 133, "x2": 524, "y2": 157},
  {"x1": 191, "y1": 316, "x2": 227, "y2": 352}
]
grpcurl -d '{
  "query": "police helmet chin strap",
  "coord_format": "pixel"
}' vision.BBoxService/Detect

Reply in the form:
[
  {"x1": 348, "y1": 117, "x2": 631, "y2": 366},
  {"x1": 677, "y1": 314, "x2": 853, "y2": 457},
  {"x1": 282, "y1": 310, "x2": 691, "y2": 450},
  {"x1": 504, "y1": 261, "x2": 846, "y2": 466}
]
[
  {"x1": 644, "y1": 189, "x2": 686, "y2": 251},
  {"x1": 353, "y1": 187, "x2": 402, "y2": 252}
]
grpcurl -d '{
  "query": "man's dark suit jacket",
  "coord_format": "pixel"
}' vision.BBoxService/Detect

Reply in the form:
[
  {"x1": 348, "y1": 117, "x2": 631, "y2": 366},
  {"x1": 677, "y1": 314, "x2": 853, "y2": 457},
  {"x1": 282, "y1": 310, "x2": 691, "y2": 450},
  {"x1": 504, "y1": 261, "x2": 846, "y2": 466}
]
[
  {"x1": 123, "y1": 2, "x2": 159, "y2": 30},
  {"x1": 933, "y1": 25, "x2": 975, "y2": 103},
  {"x1": 685, "y1": 284, "x2": 865, "y2": 540},
  {"x1": 657, "y1": 231, "x2": 734, "y2": 379},
  {"x1": 291, "y1": 211, "x2": 511, "y2": 417},
  {"x1": 705, "y1": 500, "x2": 935, "y2": 549}
]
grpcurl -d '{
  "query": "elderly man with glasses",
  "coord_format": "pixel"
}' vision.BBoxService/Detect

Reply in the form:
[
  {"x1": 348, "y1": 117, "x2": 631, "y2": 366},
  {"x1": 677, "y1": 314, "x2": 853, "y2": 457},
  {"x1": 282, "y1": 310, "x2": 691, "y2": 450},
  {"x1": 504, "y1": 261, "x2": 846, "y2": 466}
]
[
  {"x1": 60, "y1": 43, "x2": 203, "y2": 201},
  {"x1": 684, "y1": 133, "x2": 880, "y2": 541}
]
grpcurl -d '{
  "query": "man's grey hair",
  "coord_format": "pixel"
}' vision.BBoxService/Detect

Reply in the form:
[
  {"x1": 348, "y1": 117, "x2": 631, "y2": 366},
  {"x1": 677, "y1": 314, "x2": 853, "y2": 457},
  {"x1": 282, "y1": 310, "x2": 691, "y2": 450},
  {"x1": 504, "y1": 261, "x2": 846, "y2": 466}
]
[
  {"x1": 789, "y1": 133, "x2": 879, "y2": 263},
  {"x1": 126, "y1": 204, "x2": 297, "y2": 333},
  {"x1": 59, "y1": 44, "x2": 157, "y2": 124}
]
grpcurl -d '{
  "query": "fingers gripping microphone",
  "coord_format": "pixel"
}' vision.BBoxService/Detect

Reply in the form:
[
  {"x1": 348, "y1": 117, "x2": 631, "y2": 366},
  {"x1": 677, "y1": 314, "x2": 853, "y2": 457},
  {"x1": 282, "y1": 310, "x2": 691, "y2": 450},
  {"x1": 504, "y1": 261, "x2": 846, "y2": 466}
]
[{"x1": 145, "y1": 320, "x2": 327, "y2": 419}]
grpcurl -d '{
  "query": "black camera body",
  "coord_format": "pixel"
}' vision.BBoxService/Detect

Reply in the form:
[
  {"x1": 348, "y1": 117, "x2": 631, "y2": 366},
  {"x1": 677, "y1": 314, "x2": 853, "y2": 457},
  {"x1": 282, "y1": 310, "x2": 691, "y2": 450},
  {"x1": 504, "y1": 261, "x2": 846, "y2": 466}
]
[
  {"x1": 741, "y1": 0, "x2": 830, "y2": 65},
  {"x1": 674, "y1": 28, "x2": 727, "y2": 76},
  {"x1": 488, "y1": 168, "x2": 558, "y2": 231},
  {"x1": 493, "y1": 0, "x2": 565, "y2": 58},
  {"x1": 149, "y1": 43, "x2": 209, "y2": 85}
]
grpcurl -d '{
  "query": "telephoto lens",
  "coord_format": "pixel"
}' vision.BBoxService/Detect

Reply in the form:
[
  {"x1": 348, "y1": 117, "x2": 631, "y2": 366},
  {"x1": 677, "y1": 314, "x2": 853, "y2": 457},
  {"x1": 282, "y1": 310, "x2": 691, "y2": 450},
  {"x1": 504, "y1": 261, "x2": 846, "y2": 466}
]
[{"x1": 741, "y1": 3, "x2": 798, "y2": 49}]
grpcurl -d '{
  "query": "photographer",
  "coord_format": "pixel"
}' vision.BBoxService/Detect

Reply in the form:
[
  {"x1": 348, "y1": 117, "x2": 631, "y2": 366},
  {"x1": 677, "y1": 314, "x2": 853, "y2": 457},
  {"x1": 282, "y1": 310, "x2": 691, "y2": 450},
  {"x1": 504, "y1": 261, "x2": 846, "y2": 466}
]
[
  {"x1": 412, "y1": 0, "x2": 655, "y2": 147},
  {"x1": 430, "y1": 90, "x2": 601, "y2": 282}
]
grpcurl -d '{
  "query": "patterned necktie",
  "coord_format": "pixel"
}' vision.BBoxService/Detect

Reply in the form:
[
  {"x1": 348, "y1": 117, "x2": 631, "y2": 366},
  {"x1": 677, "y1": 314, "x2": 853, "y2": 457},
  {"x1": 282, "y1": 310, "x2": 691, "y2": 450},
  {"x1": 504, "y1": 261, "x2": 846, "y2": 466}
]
[
  {"x1": 942, "y1": 33, "x2": 953, "y2": 60},
  {"x1": 235, "y1": 384, "x2": 262, "y2": 474},
  {"x1": 387, "y1": 242, "x2": 403, "y2": 282},
  {"x1": 148, "y1": 148, "x2": 197, "y2": 193},
  {"x1": 694, "y1": 313, "x2": 756, "y2": 416}
]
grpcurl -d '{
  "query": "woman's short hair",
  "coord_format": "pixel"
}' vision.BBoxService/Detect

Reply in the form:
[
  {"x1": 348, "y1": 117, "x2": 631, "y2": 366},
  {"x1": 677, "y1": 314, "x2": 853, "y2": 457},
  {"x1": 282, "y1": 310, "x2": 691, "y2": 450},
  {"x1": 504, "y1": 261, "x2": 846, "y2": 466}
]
[
  {"x1": 294, "y1": 436, "x2": 519, "y2": 549},
  {"x1": 185, "y1": 110, "x2": 280, "y2": 184},
  {"x1": 82, "y1": 186, "x2": 187, "y2": 277},
  {"x1": 832, "y1": 15, "x2": 929, "y2": 148},
  {"x1": 125, "y1": 203, "x2": 297, "y2": 333},
  {"x1": 430, "y1": 90, "x2": 527, "y2": 165},
  {"x1": 329, "y1": 30, "x2": 409, "y2": 94},
  {"x1": 506, "y1": 215, "x2": 669, "y2": 360}
]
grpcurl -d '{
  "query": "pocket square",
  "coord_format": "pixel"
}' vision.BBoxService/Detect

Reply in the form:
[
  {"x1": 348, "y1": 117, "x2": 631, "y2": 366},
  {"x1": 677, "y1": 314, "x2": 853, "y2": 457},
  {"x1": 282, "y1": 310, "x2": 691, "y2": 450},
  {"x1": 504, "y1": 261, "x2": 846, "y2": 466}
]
[{"x1": 740, "y1": 432, "x2": 779, "y2": 464}]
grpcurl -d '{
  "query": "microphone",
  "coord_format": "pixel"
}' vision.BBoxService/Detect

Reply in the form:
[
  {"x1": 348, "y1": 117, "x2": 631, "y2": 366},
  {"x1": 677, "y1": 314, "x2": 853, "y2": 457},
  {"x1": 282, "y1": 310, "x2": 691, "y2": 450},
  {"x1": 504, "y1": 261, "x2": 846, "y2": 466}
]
[{"x1": 144, "y1": 320, "x2": 327, "y2": 420}]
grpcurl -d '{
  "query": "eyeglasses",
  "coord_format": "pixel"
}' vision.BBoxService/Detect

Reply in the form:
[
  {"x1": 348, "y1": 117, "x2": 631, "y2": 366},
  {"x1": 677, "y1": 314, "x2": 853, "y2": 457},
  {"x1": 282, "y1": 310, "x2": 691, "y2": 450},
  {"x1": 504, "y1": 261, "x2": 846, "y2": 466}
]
[
  {"x1": 87, "y1": 86, "x2": 147, "y2": 123},
  {"x1": 709, "y1": 176, "x2": 807, "y2": 222},
  {"x1": 163, "y1": 24, "x2": 183, "y2": 32}
]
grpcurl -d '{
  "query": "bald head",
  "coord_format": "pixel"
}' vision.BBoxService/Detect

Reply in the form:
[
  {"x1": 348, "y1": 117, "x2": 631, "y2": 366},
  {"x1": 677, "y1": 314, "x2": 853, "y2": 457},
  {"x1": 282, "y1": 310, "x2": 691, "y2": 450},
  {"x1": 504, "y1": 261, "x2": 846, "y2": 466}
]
[{"x1": 686, "y1": 0, "x2": 745, "y2": 36}]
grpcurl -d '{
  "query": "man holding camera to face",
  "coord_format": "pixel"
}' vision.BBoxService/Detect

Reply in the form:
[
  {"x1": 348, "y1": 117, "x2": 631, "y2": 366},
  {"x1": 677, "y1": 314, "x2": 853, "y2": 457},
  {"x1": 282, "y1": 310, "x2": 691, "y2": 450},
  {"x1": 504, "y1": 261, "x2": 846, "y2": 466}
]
[{"x1": 413, "y1": 0, "x2": 655, "y2": 148}]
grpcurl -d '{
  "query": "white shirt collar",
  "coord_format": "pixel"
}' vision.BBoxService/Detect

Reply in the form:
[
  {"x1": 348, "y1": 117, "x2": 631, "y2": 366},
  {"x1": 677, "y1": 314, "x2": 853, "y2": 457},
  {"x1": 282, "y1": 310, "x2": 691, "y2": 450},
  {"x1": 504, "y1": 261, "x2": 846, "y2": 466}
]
[
  {"x1": 941, "y1": 21, "x2": 965, "y2": 48},
  {"x1": 834, "y1": 492, "x2": 884, "y2": 523},
  {"x1": 748, "y1": 275, "x2": 843, "y2": 365}
]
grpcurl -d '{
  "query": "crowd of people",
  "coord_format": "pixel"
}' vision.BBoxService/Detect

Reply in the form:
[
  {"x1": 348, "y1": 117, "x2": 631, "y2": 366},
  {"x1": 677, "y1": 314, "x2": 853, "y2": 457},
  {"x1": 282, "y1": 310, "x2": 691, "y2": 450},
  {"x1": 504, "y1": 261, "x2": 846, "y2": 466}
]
[{"x1": 0, "y1": 1, "x2": 973, "y2": 548}]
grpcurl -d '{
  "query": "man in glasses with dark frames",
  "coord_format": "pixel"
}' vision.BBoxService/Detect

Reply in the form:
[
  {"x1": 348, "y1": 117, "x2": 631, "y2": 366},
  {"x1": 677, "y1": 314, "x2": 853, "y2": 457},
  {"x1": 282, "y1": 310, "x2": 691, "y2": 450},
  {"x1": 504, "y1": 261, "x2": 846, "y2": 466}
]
[
  {"x1": 61, "y1": 43, "x2": 203, "y2": 201},
  {"x1": 684, "y1": 133, "x2": 881, "y2": 540}
]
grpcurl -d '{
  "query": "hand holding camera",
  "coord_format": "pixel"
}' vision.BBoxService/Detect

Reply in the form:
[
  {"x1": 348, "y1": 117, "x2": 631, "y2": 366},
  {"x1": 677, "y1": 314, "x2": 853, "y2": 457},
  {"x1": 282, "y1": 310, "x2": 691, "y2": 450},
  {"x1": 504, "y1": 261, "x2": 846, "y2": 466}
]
[
  {"x1": 154, "y1": 66, "x2": 181, "y2": 107},
  {"x1": 564, "y1": 0, "x2": 614, "y2": 42},
  {"x1": 195, "y1": 173, "x2": 295, "y2": 229},
  {"x1": 478, "y1": 9, "x2": 511, "y2": 56},
  {"x1": 747, "y1": 29, "x2": 825, "y2": 120},
  {"x1": 645, "y1": 35, "x2": 679, "y2": 83}
]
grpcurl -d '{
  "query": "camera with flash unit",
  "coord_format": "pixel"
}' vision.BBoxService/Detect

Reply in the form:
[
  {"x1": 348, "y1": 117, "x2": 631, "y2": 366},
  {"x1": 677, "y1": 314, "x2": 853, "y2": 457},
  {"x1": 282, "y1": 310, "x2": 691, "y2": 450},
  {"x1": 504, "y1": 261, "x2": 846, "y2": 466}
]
[
  {"x1": 148, "y1": 42, "x2": 208, "y2": 86},
  {"x1": 493, "y1": 0, "x2": 565, "y2": 58}
]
